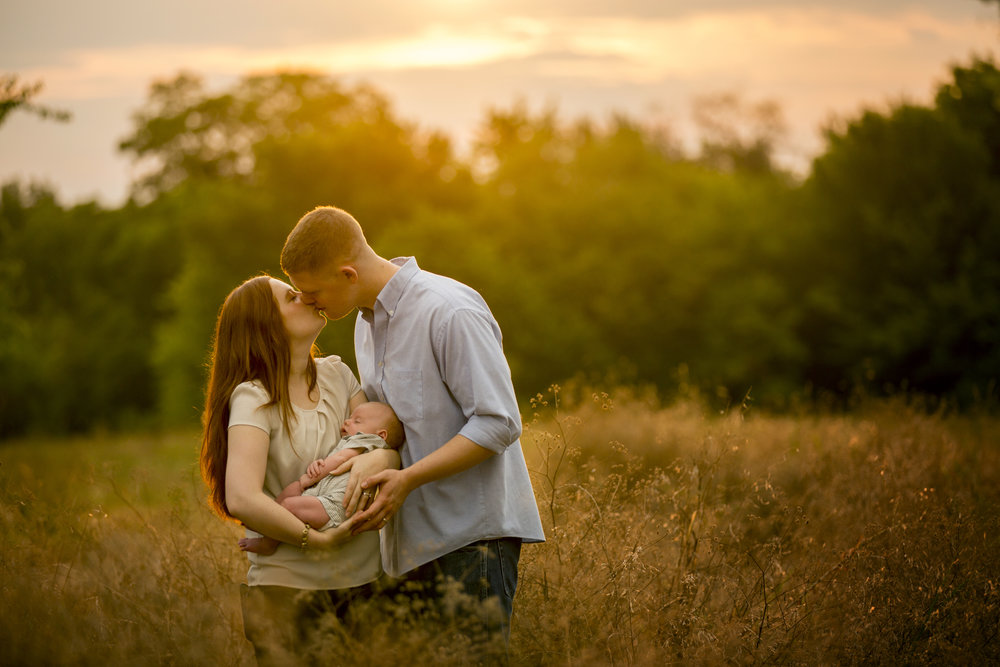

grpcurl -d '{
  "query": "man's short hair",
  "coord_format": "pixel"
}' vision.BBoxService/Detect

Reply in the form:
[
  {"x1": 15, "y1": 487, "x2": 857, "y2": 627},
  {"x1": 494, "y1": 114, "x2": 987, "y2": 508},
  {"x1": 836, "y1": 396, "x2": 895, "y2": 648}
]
[{"x1": 281, "y1": 206, "x2": 367, "y2": 275}]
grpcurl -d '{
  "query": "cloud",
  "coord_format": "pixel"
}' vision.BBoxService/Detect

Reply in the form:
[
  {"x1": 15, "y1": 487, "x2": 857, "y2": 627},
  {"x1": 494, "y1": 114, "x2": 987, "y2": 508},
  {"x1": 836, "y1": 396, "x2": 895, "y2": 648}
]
[
  {"x1": 17, "y1": 6, "x2": 995, "y2": 103},
  {"x1": 2, "y1": 2, "x2": 995, "y2": 203}
]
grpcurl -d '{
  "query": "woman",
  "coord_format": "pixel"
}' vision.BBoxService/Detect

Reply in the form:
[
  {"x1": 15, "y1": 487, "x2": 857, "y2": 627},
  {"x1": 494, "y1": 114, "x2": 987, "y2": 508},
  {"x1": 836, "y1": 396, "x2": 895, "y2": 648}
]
[{"x1": 199, "y1": 274, "x2": 398, "y2": 663}]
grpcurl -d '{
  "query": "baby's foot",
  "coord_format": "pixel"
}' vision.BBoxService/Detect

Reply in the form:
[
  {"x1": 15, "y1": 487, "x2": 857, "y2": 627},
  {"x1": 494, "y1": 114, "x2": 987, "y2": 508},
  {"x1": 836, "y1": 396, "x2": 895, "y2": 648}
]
[{"x1": 238, "y1": 536, "x2": 278, "y2": 555}]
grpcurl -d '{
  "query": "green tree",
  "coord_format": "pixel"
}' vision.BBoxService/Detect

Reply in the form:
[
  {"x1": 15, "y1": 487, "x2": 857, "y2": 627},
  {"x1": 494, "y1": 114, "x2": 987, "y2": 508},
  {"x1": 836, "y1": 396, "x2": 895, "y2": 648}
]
[
  {"x1": 692, "y1": 92, "x2": 787, "y2": 175},
  {"x1": 412, "y1": 103, "x2": 803, "y2": 402},
  {"x1": 121, "y1": 71, "x2": 476, "y2": 423},
  {"x1": 0, "y1": 74, "x2": 70, "y2": 128},
  {"x1": 119, "y1": 72, "x2": 472, "y2": 211},
  {"x1": 798, "y1": 73, "x2": 1000, "y2": 398},
  {"x1": 936, "y1": 59, "x2": 1000, "y2": 177},
  {"x1": 0, "y1": 184, "x2": 179, "y2": 436}
]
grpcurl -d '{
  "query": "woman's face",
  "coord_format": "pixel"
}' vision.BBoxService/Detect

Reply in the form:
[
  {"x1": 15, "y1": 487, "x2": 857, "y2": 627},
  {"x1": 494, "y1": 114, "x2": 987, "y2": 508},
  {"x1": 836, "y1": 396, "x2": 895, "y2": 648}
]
[{"x1": 269, "y1": 278, "x2": 326, "y2": 342}]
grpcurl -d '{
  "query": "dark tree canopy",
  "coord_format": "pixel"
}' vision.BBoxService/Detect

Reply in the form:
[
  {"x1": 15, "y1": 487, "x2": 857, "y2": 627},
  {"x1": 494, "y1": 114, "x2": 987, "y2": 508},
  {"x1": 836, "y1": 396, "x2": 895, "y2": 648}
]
[{"x1": 3, "y1": 56, "x2": 1000, "y2": 436}]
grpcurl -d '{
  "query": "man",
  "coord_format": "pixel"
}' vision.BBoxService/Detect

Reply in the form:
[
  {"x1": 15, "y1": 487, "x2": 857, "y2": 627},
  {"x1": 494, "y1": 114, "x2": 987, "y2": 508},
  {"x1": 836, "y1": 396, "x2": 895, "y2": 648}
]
[{"x1": 280, "y1": 205, "x2": 545, "y2": 649}]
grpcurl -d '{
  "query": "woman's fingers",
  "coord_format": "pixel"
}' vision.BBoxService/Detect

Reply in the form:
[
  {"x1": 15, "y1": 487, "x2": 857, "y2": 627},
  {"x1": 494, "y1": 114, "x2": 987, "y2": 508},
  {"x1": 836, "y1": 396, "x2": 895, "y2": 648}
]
[
  {"x1": 350, "y1": 497, "x2": 393, "y2": 535},
  {"x1": 310, "y1": 513, "x2": 360, "y2": 549},
  {"x1": 351, "y1": 510, "x2": 389, "y2": 535}
]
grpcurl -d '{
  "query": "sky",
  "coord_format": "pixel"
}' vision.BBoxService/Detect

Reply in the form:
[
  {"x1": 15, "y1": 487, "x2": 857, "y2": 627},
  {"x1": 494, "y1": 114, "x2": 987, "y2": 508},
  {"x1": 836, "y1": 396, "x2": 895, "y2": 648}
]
[{"x1": 1, "y1": 0, "x2": 997, "y2": 206}]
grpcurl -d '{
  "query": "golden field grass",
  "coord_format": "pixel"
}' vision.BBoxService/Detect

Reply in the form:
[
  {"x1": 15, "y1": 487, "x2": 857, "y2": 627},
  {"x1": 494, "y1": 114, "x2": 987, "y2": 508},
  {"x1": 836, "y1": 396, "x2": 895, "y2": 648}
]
[{"x1": 1, "y1": 386, "x2": 998, "y2": 665}]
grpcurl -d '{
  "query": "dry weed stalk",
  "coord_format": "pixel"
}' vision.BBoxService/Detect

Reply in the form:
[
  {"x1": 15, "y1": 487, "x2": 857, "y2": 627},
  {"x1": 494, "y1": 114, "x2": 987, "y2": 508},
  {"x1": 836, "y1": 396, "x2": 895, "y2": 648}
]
[{"x1": 1, "y1": 393, "x2": 998, "y2": 665}]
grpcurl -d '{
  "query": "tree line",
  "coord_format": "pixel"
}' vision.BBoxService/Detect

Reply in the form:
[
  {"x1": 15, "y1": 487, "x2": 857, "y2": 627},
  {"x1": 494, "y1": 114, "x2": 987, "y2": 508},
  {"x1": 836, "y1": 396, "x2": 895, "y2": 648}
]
[{"x1": 2, "y1": 58, "x2": 999, "y2": 437}]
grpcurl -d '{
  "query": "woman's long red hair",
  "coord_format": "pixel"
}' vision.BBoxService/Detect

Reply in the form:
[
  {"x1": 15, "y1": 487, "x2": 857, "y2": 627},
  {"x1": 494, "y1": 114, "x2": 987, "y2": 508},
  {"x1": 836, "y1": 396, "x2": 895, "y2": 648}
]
[{"x1": 199, "y1": 275, "x2": 317, "y2": 520}]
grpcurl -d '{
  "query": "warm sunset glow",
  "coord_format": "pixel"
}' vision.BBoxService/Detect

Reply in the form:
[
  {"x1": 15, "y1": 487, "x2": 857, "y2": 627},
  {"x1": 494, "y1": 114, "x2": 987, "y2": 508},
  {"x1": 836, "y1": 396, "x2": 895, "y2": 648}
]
[
  {"x1": 315, "y1": 24, "x2": 541, "y2": 69},
  {"x1": 1, "y1": 1, "x2": 995, "y2": 203}
]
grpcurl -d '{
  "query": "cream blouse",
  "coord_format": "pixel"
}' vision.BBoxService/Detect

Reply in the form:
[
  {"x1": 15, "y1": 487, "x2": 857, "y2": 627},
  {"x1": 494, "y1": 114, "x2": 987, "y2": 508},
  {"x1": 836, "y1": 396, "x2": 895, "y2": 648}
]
[{"x1": 228, "y1": 355, "x2": 377, "y2": 590}]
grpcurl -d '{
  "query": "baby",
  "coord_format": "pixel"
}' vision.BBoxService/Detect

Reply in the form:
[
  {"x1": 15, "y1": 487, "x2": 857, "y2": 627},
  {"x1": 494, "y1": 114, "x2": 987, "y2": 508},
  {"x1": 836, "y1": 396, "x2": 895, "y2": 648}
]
[{"x1": 239, "y1": 401, "x2": 403, "y2": 554}]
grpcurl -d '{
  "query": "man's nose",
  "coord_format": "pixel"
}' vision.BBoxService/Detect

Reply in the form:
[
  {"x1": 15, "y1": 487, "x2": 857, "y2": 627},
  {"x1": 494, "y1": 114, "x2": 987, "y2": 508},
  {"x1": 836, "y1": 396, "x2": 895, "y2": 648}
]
[{"x1": 294, "y1": 291, "x2": 313, "y2": 305}]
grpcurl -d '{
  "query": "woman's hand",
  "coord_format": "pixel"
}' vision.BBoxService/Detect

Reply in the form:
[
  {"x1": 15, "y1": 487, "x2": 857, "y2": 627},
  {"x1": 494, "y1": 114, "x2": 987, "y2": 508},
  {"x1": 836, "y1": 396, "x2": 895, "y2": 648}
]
[{"x1": 307, "y1": 513, "x2": 360, "y2": 550}]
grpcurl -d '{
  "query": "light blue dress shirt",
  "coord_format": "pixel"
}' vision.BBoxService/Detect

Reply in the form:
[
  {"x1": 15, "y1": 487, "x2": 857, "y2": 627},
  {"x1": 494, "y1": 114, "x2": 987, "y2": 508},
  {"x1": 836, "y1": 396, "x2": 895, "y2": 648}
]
[{"x1": 356, "y1": 257, "x2": 545, "y2": 576}]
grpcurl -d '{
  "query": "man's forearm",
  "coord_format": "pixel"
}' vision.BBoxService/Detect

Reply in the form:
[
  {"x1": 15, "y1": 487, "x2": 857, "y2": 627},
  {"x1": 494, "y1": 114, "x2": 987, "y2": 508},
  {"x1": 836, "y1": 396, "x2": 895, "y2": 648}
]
[{"x1": 401, "y1": 433, "x2": 495, "y2": 490}]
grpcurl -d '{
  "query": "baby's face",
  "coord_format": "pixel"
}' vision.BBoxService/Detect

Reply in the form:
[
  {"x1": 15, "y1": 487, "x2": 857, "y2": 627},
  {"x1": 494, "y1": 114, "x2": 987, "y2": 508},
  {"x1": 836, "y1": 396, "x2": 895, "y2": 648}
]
[{"x1": 341, "y1": 403, "x2": 390, "y2": 438}]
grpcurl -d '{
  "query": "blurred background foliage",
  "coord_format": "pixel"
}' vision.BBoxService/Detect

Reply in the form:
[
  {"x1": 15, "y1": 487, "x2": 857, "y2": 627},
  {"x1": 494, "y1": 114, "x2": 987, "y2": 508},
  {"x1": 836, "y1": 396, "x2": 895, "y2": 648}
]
[{"x1": 2, "y1": 57, "x2": 999, "y2": 437}]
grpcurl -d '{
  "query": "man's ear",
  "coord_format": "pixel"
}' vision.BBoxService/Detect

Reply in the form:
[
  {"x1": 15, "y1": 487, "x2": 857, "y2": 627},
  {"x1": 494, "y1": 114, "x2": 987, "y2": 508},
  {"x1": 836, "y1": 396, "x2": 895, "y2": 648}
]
[{"x1": 341, "y1": 266, "x2": 359, "y2": 283}]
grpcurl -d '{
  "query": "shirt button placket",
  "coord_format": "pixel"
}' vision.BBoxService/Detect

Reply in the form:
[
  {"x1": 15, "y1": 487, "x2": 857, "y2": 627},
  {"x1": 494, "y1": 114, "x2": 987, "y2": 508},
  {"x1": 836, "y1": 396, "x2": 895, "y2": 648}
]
[{"x1": 375, "y1": 306, "x2": 389, "y2": 401}]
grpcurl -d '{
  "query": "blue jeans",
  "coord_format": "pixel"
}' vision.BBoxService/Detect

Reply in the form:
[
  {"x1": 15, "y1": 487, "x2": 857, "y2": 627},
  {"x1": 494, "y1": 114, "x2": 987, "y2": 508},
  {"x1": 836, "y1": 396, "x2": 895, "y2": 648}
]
[{"x1": 405, "y1": 537, "x2": 522, "y2": 649}]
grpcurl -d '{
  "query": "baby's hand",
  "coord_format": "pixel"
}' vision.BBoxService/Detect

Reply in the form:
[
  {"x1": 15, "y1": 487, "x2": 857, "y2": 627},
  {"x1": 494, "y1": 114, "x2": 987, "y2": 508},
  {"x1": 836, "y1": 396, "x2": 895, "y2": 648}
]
[{"x1": 306, "y1": 459, "x2": 327, "y2": 479}]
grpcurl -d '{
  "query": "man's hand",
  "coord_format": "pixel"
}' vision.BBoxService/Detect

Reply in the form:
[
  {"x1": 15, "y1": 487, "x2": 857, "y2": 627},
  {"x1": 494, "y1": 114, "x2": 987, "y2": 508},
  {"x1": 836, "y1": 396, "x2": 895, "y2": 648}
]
[
  {"x1": 333, "y1": 448, "x2": 401, "y2": 517},
  {"x1": 348, "y1": 435, "x2": 495, "y2": 535},
  {"x1": 349, "y1": 468, "x2": 414, "y2": 535}
]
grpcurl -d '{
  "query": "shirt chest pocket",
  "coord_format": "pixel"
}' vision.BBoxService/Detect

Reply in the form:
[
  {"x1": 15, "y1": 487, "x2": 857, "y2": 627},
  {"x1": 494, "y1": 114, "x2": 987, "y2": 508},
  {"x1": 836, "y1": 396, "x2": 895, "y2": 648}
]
[{"x1": 385, "y1": 368, "x2": 423, "y2": 422}]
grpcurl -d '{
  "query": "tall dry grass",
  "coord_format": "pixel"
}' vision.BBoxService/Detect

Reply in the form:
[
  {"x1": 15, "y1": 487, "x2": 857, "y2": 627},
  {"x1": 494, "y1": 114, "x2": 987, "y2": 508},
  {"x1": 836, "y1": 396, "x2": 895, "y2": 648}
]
[
  {"x1": 0, "y1": 432, "x2": 247, "y2": 664},
  {"x1": 1, "y1": 387, "x2": 998, "y2": 665},
  {"x1": 516, "y1": 386, "x2": 1000, "y2": 665}
]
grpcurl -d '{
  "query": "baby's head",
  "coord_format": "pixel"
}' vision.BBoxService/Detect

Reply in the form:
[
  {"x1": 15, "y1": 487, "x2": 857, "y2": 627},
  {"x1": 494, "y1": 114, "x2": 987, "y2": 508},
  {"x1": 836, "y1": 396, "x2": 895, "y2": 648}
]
[{"x1": 341, "y1": 402, "x2": 404, "y2": 448}]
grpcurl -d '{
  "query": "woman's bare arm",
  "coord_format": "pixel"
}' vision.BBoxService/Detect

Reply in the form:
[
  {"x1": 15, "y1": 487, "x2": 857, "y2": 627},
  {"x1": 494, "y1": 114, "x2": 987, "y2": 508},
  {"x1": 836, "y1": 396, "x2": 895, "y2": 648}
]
[{"x1": 225, "y1": 424, "x2": 355, "y2": 548}]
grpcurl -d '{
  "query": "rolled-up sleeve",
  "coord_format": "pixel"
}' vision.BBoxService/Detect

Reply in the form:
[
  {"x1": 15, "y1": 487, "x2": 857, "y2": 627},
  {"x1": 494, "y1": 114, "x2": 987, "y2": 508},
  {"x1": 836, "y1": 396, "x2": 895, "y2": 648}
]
[{"x1": 438, "y1": 308, "x2": 521, "y2": 454}]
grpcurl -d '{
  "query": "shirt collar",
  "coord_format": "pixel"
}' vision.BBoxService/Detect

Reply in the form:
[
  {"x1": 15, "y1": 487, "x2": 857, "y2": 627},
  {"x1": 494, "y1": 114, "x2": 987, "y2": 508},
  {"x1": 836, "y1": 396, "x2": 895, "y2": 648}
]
[{"x1": 371, "y1": 256, "x2": 418, "y2": 315}]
